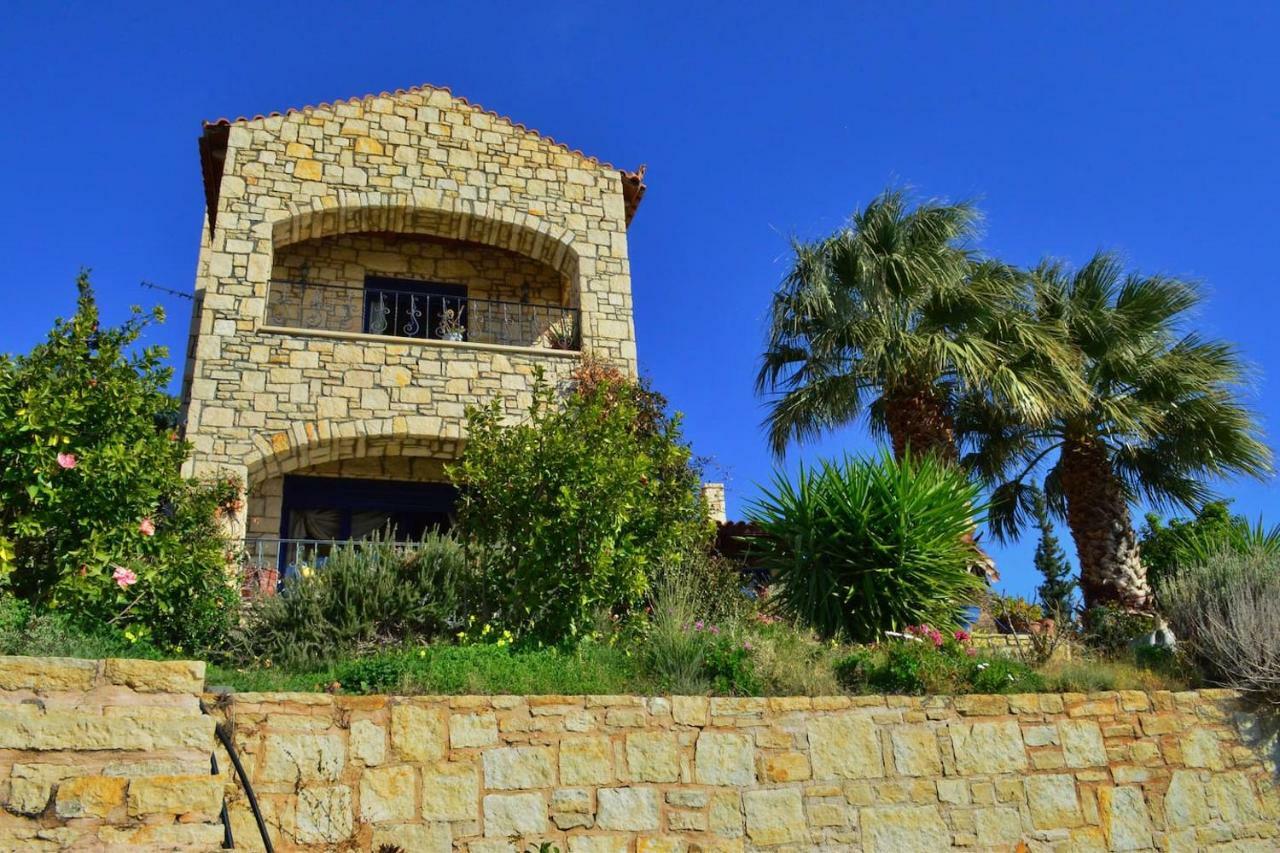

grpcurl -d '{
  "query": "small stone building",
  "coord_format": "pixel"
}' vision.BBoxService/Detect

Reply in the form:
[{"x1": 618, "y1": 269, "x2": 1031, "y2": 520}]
[{"x1": 179, "y1": 84, "x2": 646, "y2": 565}]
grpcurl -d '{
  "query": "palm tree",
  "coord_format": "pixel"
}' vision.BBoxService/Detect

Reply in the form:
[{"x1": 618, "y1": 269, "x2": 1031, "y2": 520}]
[
  {"x1": 961, "y1": 251, "x2": 1272, "y2": 610},
  {"x1": 757, "y1": 189, "x2": 1079, "y2": 463}
]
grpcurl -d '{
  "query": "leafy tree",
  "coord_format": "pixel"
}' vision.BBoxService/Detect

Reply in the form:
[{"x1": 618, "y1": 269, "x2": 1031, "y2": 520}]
[
  {"x1": 1140, "y1": 501, "x2": 1280, "y2": 591},
  {"x1": 756, "y1": 188, "x2": 1080, "y2": 461},
  {"x1": 0, "y1": 273, "x2": 239, "y2": 650},
  {"x1": 449, "y1": 364, "x2": 710, "y2": 643},
  {"x1": 745, "y1": 452, "x2": 987, "y2": 642},
  {"x1": 1031, "y1": 488, "x2": 1076, "y2": 619},
  {"x1": 963, "y1": 252, "x2": 1271, "y2": 610}
]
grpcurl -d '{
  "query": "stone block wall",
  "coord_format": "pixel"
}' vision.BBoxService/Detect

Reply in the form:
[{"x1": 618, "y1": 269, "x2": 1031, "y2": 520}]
[
  {"x1": 0, "y1": 656, "x2": 222, "y2": 850},
  {"x1": 215, "y1": 690, "x2": 1279, "y2": 852}
]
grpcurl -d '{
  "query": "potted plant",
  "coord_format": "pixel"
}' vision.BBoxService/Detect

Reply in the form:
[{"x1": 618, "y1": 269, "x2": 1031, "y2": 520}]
[
  {"x1": 436, "y1": 306, "x2": 466, "y2": 342},
  {"x1": 545, "y1": 317, "x2": 578, "y2": 350},
  {"x1": 989, "y1": 593, "x2": 1044, "y2": 634}
]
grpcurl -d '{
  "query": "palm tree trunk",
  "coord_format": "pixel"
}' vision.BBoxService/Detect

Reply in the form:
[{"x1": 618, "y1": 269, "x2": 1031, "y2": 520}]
[
  {"x1": 882, "y1": 385, "x2": 958, "y2": 464},
  {"x1": 883, "y1": 385, "x2": 998, "y2": 581},
  {"x1": 1058, "y1": 434, "x2": 1151, "y2": 610}
]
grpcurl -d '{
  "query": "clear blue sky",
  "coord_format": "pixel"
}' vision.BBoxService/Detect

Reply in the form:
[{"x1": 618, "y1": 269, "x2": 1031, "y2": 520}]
[{"x1": 2, "y1": 2, "x2": 1277, "y2": 599}]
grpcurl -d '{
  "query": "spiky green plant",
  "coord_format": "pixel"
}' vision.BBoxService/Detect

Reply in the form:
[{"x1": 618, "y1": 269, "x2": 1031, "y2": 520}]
[
  {"x1": 962, "y1": 251, "x2": 1272, "y2": 610},
  {"x1": 745, "y1": 453, "x2": 986, "y2": 641},
  {"x1": 757, "y1": 189, "x2": 1081, "y2": 461}
]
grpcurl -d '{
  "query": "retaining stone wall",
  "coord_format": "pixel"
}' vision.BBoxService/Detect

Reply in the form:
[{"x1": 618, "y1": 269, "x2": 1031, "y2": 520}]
[
  {"x1": 0, "y1": 656, "x2": 222, "y2": 850},
  {"x1": 2, "y1": 656, "x2": 1276, "y2": 851},
  {"x1": 215, "y1": 690, "x2": 1278, "y2": 852}
]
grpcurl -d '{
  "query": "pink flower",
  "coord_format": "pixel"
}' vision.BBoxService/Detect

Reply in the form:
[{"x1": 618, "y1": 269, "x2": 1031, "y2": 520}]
[
  {"x1": 954, "y1": 629, "x2": 971, "y2": 643},
  {"x1": 709, "y1": 625, "x2": 720, "y2": 635},
  {"x1": 112, "y1": 566, "x2": 137, "y2": 589},
  {"x1": 56, "y1": 452, "x2": 77, "y2": 469},
  {"x1": 694, "y1": 620, "x2": 704, "y2": 632},
  {"x1": 743, "y1": 641, "x2": 753, "y2": 651},
  {"x1": 138, "y1": 517, "x2": 156, "y2": 537},
  {"x1": 965, "y1": 646, "x2": 977, "y2": 657}
]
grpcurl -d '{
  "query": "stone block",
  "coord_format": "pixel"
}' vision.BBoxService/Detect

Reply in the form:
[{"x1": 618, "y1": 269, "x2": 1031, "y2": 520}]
[
  {"x1": 6, "y1": 763, "x2": 78, "y2": 815},
  {"x1": 484, "y1": 746, "x2": 555, "y2": 789},
  {"x1": 762, "y1": 750, "x2": 811, "y2": 782},
  {"x1": 422, "y1": 761, "x2": 479, "y2": 821},
  {"x1": 349, "y1": 719, "x2": 386, "y2": 765},
  {"x1": 54, "y1": 776, "x2": 127, "y2": 819},
  {"x1": 1181, "y1": 728, "x2": 1224, "y2": 770},
  {"x1": 672, "y1": 696, "x2": 708, "y2": 726},
  {"x1": 259, "y1": 732, "x2": 345, "y2": 783},
  {"x1": 626, "y1": 731, "x2": 679, "y2": 782},
  {"x1": 560, "y1": 735, "x2": 613, "y2": 785},
  {"x1": 372, "y1": 823, "x2": 450, "y2": 853},
  {"x1": 1164, "y1": 770, "x2": 1210, "y2": 829},
  {"x1": 451, "y1": 711, "x2": 498, "y2": 748},
  {"x1": 860, "y1": 804, "x2": 950, "y2": 853},
  {"x1": 975, "y1": 806, "x2": 1024, "y2": 846},
  {"x1": 1058, "y1": 719, "x2": 1107, "y2": 767},
  {"x1": 890, "y1": 726, "x2": 942, "y2": 776},
  {"x1": 596, "y1": 786, "x2": 660, "y2": 831},
  {"x1": 1025, "y1": 774, "x2": 1082, "y2": 829},
  {"x1": 1098, "y1": 786, "x2": 1153, "y2": 852},
  {"x1": 127, "y1": 774, "x2": 223, "y2": 819},
  {"x1": 808, "y1": 713, "x2": 884, "y2": 779},
  {"x1": 951, "y1": 720, "x2": 1028, "y2": 774},
  {"x1": 360, "y1": 765, "x2": 416, "y2": 823},
  {"x1": 296, "y1": 785, "x2": 354, "y2": 844},
  {"x1": 743, "y1": 787, "x2": 807, "y2": 845},
  {"x1": 0, "y1": 709, "x2": 214, "y2": 752},
  {"x1": 483, "y1": 792, "x2": 547, "y2": 836},
  {"x1": 708, "y1": 789, "x2": 743, "y2": 837},
  {"x1": 695, "y1": 731, "x2": 756, "y2": 786},
  {"x1": 0, "y1": 656, "x2": 97, "y2": 691},
  {"x1": 1208, "y1": 771, "x2": 1261, "y2": 824},
  {"x1": 390, "y1": 703, "x2": 447, "y2": 762},
  {"x1": 569, "y1": 838, "x2": 629, "y2": 853}
]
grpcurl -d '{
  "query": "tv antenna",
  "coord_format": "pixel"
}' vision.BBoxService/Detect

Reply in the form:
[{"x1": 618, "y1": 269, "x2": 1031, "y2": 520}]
[{"x1": 140, "y1": 281, "x2": 194, "y2": 301}]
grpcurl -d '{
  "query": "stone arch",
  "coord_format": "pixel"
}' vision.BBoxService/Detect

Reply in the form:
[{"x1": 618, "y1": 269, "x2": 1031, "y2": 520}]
[
  {"x1": 269, "y1": 192, "x2": 581, "y2": 283},
  {"x1": 242, "y1": 417, "x2": 461, "y2": 486}
]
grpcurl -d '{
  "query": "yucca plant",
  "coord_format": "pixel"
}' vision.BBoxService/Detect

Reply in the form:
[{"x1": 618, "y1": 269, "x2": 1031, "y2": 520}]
[{"x1": 745, "y1": 453, "x2": 986, "y2": 641}]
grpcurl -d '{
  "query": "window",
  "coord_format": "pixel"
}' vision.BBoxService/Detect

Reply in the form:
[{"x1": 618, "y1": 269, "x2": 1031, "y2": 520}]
[{"x1": 362, "y1": 276, "x2": 468, "y2": 341}]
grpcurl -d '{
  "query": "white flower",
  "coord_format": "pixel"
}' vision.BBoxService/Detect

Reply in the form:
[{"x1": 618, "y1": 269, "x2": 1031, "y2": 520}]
[{"x1": 976, "y1": 662, "x2": 989, "y2": 671}]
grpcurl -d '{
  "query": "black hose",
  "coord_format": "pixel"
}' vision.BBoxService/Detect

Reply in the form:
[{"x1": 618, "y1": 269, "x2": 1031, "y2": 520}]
[
  {"x1": 209, "y1": 750, "x2": 234, "y2": 849},
  {"x1": 201, "y1": 699, "x2": 274, "y2": 853}
]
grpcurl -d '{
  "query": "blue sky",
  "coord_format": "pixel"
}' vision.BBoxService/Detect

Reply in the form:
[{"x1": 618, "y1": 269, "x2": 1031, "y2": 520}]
[{"x1": 2, "y1": 2, "x2": 1277, "y2": 599}]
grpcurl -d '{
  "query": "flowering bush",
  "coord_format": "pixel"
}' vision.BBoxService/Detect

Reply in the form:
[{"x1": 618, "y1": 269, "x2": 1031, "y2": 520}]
[
  {"x1": 835, "y1": 626, "x2": 1043, "y2": 694},
  {"x1": 0, "y1": 274, "x2": 238, "y2": 651}
]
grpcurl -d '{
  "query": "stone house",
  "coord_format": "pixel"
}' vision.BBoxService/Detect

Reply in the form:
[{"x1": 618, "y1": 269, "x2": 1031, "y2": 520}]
[{"x1": 179, "y1": 84, "x2": 646, "y2": 568}]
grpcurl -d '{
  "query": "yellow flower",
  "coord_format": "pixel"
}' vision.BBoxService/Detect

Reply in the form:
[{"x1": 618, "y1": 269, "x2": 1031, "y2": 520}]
[
  {"x1": 418, "y1": 649, "x2": 426, "y2": 658},
  {"x1": 481, "y1": 623, "x2": 492, "y2": 636},
  {"x1": 300, "y1": 565, "x2": 314, "y2": 578}
]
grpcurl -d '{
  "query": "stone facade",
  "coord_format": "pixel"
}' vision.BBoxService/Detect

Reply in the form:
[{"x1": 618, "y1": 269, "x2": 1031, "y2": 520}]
[
  {"x1": 214, "y1": 689, "x2": 1279, "y2": 852},
  {"x1": 0, "y1": 656, "x2": 222, "y2": 850},
  {"x1": 179, "y1": 85, "x2": 644, "y2": 536}
]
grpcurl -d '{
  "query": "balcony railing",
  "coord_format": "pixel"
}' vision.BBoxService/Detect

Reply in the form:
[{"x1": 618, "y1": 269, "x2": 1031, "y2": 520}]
[{"x1": 264, "y1": 278, "x2": 580, "y2": 350}]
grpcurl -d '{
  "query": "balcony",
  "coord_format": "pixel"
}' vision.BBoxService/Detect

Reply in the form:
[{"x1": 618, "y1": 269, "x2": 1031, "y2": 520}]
[{"x1": 262, "y1": 278, "x2": 580, "y2": 351}]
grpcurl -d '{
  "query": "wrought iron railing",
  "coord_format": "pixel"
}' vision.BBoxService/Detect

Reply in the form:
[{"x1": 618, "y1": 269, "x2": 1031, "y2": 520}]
[
  {"x1": 239, "y1": 536, "x2": 422, "y2": 592},
  {"x1": 263, "y1": 278, "x2": 579, "y2": 350}
]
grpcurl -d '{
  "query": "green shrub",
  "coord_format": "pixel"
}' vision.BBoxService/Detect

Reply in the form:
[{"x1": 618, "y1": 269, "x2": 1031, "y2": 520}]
[
  {"x1": 0, "y1": 274, "x2": 237, "y2": 651},
  {"x1": 0, "y1": 592, "x2": 164, "y2": 659},
  {"x1": 1141, "y1": 501, "x2": 1280, "y2": 589},
  {"x1": 451, "y1": 365, "x2": 710, "y2": 643},
  {"x1": 1159, "y1": 545, "x2": 1280, "y2": 705},
  {"x1": 747, "y1": 453, "x2": 986, "y2": 641},
  {"x1": 834, "y1": 634, "x2": 1042, "y2": 695},
  {"x1": 988, "y1": 593, "x2": 1044, "y2": 634},
  {"x1": 237, "y1": 532, "x2": 474, "y2": 665},
  {"x1": 1081, "y1": 604, "x2": 1155, "y2": 655}
]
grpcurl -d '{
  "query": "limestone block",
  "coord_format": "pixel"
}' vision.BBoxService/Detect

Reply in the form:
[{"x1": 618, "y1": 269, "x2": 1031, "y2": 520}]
[
  {"x1": 1025, "y1": 773, "x2": 1083, "y2": 828},
  {"x1": 54, "y1": 776, "x2": 127, "y2": 819},
  {"x1": 860, "y1": 804, "x2": 950, "y2": 853},
  {"x1": 1058, "y1": 720, "x2": 1107, "y2": 767},
  {"x1": 259, "y1": 732, "x2": 345, "y2": 783},
  {"x1": 1181, "y1": 728, "x2": 1224, "y2": 770},
  {"x1": 560, "y1": 735, "x2": 614, "y2": 785},
  {"x1": 296, "y1": 785, "x2": 354, "y2": 844},
  {"x1": 807, "y1": 713, "x2": 883, "y2": 779},
  {"x1": 421, "y1": 761, "x2": 479, "y2": 821},
  {"x1": 350, "y1": 719, "x2": 386, "y2": 765},
  {"x1": 890, "y1": 726, "x2": 942, "y2": 776},
  {"x1": 1208, "y1": 771, "x2": 1261, "y2": 824},
  {"x1": 1164, "y1": 770, "x2": 1210, "y2": 829},
  {"x1": 390, "y1": 703, "x2": 447, "y2": 762},
  {"x1": 695, "y1": 731, "x2": 756, "y2": 786},
  {"x1": 483, "y1": 746, "x2": 555, "y2": 789},
  {"x1": 127, "y1": 774, "x2": 223, "y2": 819},
  {"x1": 6, "y1": 764, "x2": 79, "y2": 815},
  {"x1": 359, "y1": 765, "x2": 415, "y2": 822},
  {"x1": 372, "y1": 822, "x2": 451, "y2": 853},
  {"x1": 762, "y1": 750, "x2": 811, "y2": 782},
  {"x1": 0, "y1": 711, "x2": 214, "y2": 752},
  {"x1": 743, "y1": 787, "x2": 807, "y2": 846},
  {"x1": 1098, "y1": 786, "x2": 1153, "y2": 851},
  {"x1": 951, "y1": 719, "x2": 1027, "y2": 774},
  {"x1": 0, "y1": 656, "x2": 97, "y2": 691},
  {"x1": 975, "y1": 806, "x2": 1024, "y2": 846},
  {"x1": 568, "y1": 837, "x2": 629, "y2": 853},
  {"x1": 451, "y1": 711, "x2": 499, "y2": 748},
  {"x1": 625, "y1": 731, "x2": 679, "y2": 782},
  {"x1": 483, "y1": 792, "x2": 547, "y2": 836},
  {"x1": 596, "y1": 786, "x2": 660, "y2": 831},
  {"x1": 708, "y1": 789, "x2": 743, "y2": 837}
]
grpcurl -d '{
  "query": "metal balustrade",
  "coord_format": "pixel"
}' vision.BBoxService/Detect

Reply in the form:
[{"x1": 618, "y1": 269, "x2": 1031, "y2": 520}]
[{"x1": 264, "y1": 278, "x2": 580, "y2": 350}]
